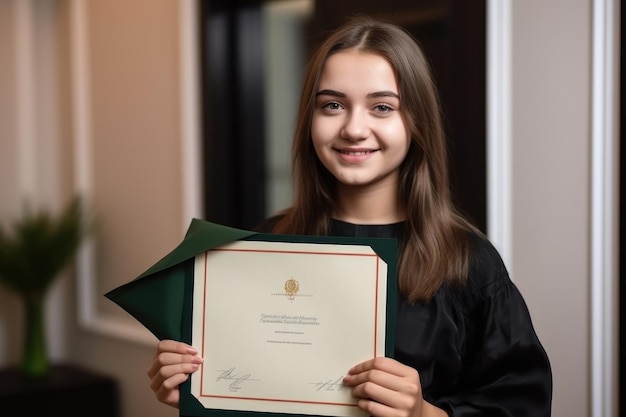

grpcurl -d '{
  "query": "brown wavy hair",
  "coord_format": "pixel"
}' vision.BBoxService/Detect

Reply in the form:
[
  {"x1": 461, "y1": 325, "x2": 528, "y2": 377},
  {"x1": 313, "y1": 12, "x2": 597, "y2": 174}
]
[{"x1": 271, "y1": 15, "x2": 482, "y2": 303}]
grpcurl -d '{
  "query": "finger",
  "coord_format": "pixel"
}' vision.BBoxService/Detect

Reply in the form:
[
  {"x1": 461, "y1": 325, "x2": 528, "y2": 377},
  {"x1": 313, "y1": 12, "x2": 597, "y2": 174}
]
[
  {"x1": 147, "y1": 346, "x2": 203, "y2": 379},
  {"x1": 352, "y1": 366, "x2": 421, "y2": 397},
  {"x1": 349, "y1": 357, "x2": 410, "y2": 377},
  {"x1": 148, "y1": 362, "x2": 200, "y2": 391},
  {"x1": 148, "y1": 356, "x2": 202, "y2": 392},
  {"x1": 346, "y1": 358, "x2": 419, "y2": 394},
  {"x1": 153, "y1": 371, "x2": 190, "y2": 407},
  {"x1": 156, "y1": 351, "x2": 204, "y2": 368},
  {"x1": 345, "y1": 368, "x2": 408, "y2": 392},
  {"x1": 158, "y1": 339, "x2": 198, "y2": 355},
  {"x1": 352, "y1": 377, "x2": 396, "y2": 400},
  {"x1": 355, "y1": 398, "x2": 405, "y2": 417},
  {"x1": 354, "y1": 376, "x2": 419, "y2": 408}
]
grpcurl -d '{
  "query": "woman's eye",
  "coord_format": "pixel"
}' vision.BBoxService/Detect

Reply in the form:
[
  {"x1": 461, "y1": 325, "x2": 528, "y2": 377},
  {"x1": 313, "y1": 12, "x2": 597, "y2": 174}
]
[
  {"x1": 373, "y1": 103, "x2": 394, "y2": 113},
  {"x1": 321, "y1": 101, "x2": 342, "y2": 111}
]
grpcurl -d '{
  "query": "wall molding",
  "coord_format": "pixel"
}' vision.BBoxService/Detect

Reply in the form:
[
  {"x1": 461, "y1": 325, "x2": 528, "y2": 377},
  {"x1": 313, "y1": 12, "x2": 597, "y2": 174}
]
[
  {"x1": 590, "y1": 0, "x2": 619, "y2": 415},
  {"x1": 15, "y1": 0, "x2": 36, "y2": 198},
  {"x1": 70, "y1": 0, "x2": 202, "y2": 345},
  {"x1": 486, "y1": 0, "x2": 513, "y2": 271},
  {"x1": 180, "y1": 0, "x2": 203, "y2": 225}
]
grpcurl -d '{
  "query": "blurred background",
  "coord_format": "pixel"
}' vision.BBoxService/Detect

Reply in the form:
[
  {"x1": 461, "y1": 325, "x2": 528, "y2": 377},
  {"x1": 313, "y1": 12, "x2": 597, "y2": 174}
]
[{"x1": 0, "y1": 0, "x2": 620, "y2": 416}]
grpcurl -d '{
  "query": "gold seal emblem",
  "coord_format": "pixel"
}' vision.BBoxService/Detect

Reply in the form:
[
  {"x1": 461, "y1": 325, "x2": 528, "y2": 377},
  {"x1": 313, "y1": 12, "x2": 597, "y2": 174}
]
[{"x1": 284, "y1": 278, "x2": 299, "y2": 300}]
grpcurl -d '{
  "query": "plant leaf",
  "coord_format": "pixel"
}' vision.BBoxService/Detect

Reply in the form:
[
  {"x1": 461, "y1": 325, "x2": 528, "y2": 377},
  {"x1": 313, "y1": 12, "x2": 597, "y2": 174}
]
[{"x1": 0, "y1": 196, "x2": 90, "y2": 297}]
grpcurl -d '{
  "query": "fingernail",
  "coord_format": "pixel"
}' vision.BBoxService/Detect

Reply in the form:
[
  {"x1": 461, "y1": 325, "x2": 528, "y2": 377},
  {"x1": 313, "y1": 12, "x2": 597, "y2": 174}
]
[
  {"x1": 192, "y1": 356, "x2": 204, "y2": 364},
  {"x1": 187, "y1": 347, "x2": 198, "y2": 355}
]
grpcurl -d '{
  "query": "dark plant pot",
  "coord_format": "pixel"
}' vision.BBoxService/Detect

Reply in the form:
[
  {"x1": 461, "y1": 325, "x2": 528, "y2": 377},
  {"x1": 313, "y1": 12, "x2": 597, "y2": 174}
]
[{"x1": 22, "y1": 293, "x2": 48, "y2": 377}]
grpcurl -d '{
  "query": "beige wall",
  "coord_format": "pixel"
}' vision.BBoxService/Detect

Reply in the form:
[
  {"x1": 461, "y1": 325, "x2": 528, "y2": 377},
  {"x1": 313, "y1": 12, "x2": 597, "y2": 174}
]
[
  {"x1": 0, "y1": 1, "x2": 189, "y2": 417},
  {"x1": 0, "y1": 0, "x2": 20, "y2": 366},
  {"x1": 0, "y1": 1, "x2": 615, "y2": 417},
  {"x1": 511, "y1": 1, "x2": 593, "y2": 415}
]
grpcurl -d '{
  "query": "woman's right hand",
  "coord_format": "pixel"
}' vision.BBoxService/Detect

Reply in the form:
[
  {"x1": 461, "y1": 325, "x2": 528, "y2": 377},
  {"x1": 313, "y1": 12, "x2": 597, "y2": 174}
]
[{"x1": 147, "y1": 339, "x2": 204, "y2": 408}]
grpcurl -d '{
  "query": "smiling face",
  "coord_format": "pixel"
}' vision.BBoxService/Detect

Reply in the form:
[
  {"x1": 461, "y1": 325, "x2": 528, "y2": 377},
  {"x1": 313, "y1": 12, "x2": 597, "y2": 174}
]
[{"x1": 311, "y1": 50, "x2": 410, "y2": 193}]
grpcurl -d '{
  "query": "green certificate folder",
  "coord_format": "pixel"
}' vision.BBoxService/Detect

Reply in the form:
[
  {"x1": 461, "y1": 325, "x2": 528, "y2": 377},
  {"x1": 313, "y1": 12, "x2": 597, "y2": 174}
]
[{"x1": 105, "y1": 218, "x2": 397, "y2": 417}]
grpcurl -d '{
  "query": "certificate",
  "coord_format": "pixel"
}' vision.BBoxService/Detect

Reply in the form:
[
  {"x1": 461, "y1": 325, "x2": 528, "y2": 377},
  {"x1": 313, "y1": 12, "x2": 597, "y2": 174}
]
[{"x1": 181, "y1": 237, "x2": 397, "y2": 417}]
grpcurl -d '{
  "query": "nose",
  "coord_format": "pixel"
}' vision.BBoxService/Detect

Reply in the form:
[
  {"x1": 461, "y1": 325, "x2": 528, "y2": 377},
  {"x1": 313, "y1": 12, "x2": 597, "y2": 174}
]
[{"x1": 340, "y1": 110, "x2": 370, "y2": 141}]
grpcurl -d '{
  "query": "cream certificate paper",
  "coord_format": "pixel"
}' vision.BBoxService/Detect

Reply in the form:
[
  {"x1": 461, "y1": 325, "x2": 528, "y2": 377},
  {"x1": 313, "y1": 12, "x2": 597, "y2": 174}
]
[{"x1": 190, "y1": 240, "x2": 388, "y2": 417}]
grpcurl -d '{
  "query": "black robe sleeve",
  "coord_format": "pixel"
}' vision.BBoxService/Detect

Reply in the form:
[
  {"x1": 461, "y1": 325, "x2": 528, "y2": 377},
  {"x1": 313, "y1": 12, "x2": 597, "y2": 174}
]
[{"x1": 426, "y1": 236, "x2": 553, "y2": 416}]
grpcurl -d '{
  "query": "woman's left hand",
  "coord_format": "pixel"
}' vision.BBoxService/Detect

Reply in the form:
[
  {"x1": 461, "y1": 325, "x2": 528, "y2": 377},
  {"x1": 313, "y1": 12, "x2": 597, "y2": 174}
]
[{"x1": 342, "y1": 357, "x2": 447, "y2": 417}]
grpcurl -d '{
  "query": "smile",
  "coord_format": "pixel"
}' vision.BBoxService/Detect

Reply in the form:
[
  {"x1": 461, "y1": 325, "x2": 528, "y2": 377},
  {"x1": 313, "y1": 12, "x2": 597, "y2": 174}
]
[{"x1": 337, "y1": 149, "x2": 375, "y2": 155}]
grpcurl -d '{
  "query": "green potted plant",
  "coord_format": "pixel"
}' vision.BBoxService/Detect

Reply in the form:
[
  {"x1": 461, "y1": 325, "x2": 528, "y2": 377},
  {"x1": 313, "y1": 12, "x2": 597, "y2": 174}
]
[{"x1": 0, "y1": 195, "x2": 90, "y2": 377}]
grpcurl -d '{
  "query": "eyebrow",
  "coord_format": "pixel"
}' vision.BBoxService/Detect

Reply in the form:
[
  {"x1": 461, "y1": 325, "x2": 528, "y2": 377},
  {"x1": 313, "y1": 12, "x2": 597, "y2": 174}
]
[{"x1": 316, "y1": 89, "x2": 400, "y2": 99}]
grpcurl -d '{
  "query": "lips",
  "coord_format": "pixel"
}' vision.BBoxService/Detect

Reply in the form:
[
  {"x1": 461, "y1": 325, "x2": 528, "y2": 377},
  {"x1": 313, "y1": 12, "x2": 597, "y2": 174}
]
[
  {"x1": 336, "y1": 148, "x2": 377, "y2": 155},
  {"x1": 333, "y1": 147, "x2": 378, "y2": 163},
  {"x1": 340, "y1": 150, "x2": 369, "y2": 156}
]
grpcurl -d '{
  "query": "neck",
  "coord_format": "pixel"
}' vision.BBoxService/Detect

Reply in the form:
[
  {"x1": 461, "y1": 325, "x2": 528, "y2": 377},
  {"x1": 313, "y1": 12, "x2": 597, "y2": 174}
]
[{"x1": 334, "y1": 182, "x2": 405, "y2": 224}]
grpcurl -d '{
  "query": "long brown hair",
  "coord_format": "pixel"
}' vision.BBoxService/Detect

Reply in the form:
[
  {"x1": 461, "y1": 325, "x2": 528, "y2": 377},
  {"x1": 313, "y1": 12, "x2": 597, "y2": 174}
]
[{"x1": 272, "y1": 15, "x2": 482, "y2": 303}]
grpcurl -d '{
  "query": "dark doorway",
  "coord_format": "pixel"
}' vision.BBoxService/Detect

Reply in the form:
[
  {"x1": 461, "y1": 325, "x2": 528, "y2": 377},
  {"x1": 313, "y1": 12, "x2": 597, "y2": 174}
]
[
  {"x1": 199, "y1": 0, "x2": 486, "y2": 232},
  {"x1": 199, "y1": 0, "x2": 267, "y2": 230}
]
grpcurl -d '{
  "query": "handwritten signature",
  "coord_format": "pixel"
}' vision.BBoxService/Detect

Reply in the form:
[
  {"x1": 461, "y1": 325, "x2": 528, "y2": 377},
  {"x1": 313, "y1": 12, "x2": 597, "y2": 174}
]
[
  {"x1": 216, "y1": 367, "x2": 260, "y2": 392},
  {"x1": 311, "y1": 376, "x2": 348, "y2": 392}
]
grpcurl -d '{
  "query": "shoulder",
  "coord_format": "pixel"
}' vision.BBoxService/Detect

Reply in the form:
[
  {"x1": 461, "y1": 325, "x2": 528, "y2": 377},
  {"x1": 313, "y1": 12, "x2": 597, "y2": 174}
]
[
  {"x1": 467, "y1": 232, "x2": 508, "y2": 278},
  {"x1": 462, "y1": 231, "x2": 513, "y2": 296}
]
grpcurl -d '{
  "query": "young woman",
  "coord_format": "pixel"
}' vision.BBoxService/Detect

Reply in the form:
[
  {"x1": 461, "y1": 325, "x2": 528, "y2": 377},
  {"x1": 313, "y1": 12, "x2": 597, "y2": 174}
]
[{"x1": 147, "y1": 16, "x2": 552, "y2": 416}]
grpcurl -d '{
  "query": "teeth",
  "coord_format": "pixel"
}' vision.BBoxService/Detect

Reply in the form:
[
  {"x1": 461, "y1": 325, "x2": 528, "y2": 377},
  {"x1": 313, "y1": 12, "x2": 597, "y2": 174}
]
[{"x1": 341, "y1": 150, "x2": 369, "y2": 155}]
